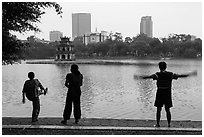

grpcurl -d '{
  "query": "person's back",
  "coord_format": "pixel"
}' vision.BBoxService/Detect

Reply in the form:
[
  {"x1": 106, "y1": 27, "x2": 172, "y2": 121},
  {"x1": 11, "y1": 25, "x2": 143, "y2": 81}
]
[
  {"x1": 66, "y1": 72, "x2": 83, "y2": 97},
  {"x1": 23, "y1": 78, "x2": 44, "y2": 100},
  {"x1": 24, "y1": 79, "x2": 36, "y2": 101},
  {"x1": 62, "y1": 64, "x2": 83, "y2": 124},
  {"x1": 154, "y1": 71, "x2": 178, "y2": 91}
]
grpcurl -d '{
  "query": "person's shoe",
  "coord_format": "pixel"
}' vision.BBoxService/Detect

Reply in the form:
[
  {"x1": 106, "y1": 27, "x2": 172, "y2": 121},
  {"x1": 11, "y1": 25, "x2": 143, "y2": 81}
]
[
  {"x1": 44, "y1": 88, "x2": 48, "y2": 95},
  {"x1": 61, "y1": 120, "x2": 67, "y2": 125},
  {"x1": 75, "y1": 119, "x2": 79, "y2": 124},
  {"x1": 168, "y1": 124, "x2": 171, "y2": 127},
  {"x1": 154, "y1": 124, "x2": 160, "y2": 127}
]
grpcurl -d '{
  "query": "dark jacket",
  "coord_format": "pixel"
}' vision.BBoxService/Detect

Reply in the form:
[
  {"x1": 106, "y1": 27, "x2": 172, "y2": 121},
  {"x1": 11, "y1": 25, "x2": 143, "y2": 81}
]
[{"x1": 65, "y1": 72, "x2": 83, "y2": 97}]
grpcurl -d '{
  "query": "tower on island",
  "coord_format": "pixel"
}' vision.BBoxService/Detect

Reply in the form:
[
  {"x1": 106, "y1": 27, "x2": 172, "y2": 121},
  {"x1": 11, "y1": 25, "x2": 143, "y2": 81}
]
[{"x1": 55, "y1": 37, "x2": 75, "y2": 61}]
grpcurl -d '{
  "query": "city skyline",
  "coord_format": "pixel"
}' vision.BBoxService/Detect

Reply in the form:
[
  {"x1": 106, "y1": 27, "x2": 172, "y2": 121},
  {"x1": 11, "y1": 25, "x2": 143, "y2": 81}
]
[
  {"x1": 72, "y1": 13, "x2": 91, "y2": 38},
  {"x1": 11, "y1": 2, "x2": 202, "y2": 40},
  {"x1": 140, "y1": 16, "x2": 153, "y2": 38},
  {"x1": 49, "y1": 30, "x2": 63, "y2": 41}
]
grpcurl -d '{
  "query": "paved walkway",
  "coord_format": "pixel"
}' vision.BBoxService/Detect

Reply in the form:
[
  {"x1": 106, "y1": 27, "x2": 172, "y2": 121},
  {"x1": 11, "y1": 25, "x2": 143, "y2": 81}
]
[{"x1": 2, "y1": 117, "x2": 202, "y2": 135}]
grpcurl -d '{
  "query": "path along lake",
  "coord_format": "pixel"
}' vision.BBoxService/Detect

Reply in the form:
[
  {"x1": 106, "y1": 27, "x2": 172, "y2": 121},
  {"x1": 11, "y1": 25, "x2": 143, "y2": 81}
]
[{"x1": 2, "y1": 59, "x2": 202, "y2": 121}]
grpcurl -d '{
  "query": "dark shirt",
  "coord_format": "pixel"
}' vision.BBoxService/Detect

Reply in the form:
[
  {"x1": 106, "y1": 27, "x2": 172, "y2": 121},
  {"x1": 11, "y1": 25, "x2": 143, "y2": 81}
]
[
  {"x1": 65, "y1": 73, "x2": 83, "y2": 97},
  {"x1": 152, "y1": 71, "x2": 178, "y2": 90},
  {"x1": 23, "y1": 79, "x2": 44, "y2": 100}
]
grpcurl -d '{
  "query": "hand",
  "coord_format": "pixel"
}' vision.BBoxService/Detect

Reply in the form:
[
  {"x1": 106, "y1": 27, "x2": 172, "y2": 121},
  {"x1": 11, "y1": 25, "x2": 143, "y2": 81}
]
[
  {"x1": 134, "y1": 75, "x2": 142, "y2": 80},
  {"x1": 22, "y1": 98, "x2": 25, "y2": 104},
  {"x1": 190, "y1": 71, "x2": 197, "y2": 76},
  {"x1": 44, "y1": 88, "x2": 48, "y2": 95}
]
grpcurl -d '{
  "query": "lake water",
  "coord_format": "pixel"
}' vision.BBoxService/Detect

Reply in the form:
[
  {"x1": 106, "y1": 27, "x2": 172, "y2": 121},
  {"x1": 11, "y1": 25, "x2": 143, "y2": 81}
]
[{"x1": 2, "y1": 59, "x2": 202, "y2": 121}]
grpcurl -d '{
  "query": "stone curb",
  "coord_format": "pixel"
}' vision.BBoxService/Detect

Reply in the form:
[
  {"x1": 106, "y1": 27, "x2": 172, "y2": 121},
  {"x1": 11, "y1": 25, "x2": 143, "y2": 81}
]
[{"x1": 2, "y1": 125, "x2": 202, "y2": 132}]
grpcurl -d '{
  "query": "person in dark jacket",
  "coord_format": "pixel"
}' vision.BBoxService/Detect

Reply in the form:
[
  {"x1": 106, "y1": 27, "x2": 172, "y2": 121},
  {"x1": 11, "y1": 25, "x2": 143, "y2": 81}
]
[
  {"x1": 61, "y1": 64, "x2": 83, "y2": 124},
  {"x1": 22, "y1": 72, "x2": 47, "y2": 122},
  {"x1": 134, "y1": 61, "x2": 197, "y2": 127}
]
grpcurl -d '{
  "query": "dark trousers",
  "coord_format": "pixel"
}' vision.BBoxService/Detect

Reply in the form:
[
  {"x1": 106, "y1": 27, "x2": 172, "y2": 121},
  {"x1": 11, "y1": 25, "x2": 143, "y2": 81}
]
[
  {"x1": 32, "y1": 97, "x2": 40, "y2": 121},
  {"x1": 63, "y1": 94, "x2": 81, "y2": 120}
]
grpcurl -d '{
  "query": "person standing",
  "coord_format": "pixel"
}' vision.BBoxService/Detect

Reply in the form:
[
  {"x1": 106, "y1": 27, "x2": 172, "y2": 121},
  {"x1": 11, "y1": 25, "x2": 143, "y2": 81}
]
[
  {"x1": 22, "y1": 72, "x2": 47, "y2": 122},
  {"x1": 134, "y1": 61, "x2": 197, "y2": 127},
  {"x1": 61, "y1": 64, "x2": 83, "y2": 124}
]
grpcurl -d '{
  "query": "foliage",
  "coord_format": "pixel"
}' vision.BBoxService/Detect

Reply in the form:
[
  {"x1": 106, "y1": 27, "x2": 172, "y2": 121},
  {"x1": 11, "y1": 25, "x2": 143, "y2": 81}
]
[
  {"x1": 2, "y1": 2, "x2": 62, "y2": 64},
  {"x1": 22, "y1": 33, "x2": 202, "y2": 60},
  {"x1": 2, "y1": 2, "x2": 62, "y2": 33},
  {"x1": 24, "y1": 41, "x2": 57, "y2": 59},
  {"x1": 2, "y1": 33, "x2": 26, "y2": 64},
  {"x1": 73, "y1": 33, "x2": 202, "y2": 59}
]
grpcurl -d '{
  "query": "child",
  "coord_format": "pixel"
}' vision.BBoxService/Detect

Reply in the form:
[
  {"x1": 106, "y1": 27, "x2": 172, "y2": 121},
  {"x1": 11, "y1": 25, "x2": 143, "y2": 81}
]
[{"x1": 22, "y1": 72, "x2": 48, "y2": 122}]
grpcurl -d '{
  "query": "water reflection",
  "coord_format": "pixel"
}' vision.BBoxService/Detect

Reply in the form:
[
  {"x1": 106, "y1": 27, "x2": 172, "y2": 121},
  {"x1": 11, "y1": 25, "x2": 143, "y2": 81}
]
[
  {"x1": 2, "y1": 60, "x2": 202, "y2": 121},
  {"x1": 80, "y1": 65, "x2": 96, "y2": 115}
]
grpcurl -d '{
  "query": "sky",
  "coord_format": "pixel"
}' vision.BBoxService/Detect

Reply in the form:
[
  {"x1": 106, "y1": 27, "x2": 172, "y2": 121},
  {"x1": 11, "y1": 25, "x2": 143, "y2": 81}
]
[{"x1": 12, "y1": 1, "x2": 202, "y2": 40}]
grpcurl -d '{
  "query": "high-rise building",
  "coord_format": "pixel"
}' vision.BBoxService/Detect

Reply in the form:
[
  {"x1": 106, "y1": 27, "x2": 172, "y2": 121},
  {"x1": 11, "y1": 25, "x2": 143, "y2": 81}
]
[
  {"x1": 72, "y1": 13, "x2": 91, "y2": 38},
  {"x1": 140, "y1": 16, "x2": 153, "y2": 38},
  {"x1": 50, "y1": 31, "x2": 63, "y2": 41}
]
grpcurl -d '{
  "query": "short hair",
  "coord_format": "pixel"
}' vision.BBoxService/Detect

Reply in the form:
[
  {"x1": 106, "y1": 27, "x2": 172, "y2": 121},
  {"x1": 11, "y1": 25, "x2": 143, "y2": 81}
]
[
  {"x1": 158, "y1": 62, "x2": 167, "y2": 71},
  {"x1": 28, "y1": 72, "x2": 35, "y2": 79}
]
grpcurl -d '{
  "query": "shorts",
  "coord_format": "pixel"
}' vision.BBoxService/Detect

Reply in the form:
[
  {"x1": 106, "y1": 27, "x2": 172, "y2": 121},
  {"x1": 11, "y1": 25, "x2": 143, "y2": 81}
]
[{"x1": 154, "y1": 89, "x2": 173, "y2": 108}]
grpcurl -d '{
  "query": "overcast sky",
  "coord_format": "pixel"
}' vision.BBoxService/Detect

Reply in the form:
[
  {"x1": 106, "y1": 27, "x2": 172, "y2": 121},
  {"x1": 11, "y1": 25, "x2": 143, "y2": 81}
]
[{"x1": 12, "y1": 1, "x2": 202, "y2": 40}]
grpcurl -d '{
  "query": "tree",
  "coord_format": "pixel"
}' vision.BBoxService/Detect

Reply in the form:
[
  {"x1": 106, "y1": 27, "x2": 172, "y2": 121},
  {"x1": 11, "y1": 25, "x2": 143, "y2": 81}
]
[
  {"x1": 113, "y1": 32, "x2": 123, "y2": 41},
  {"x1": 130, "y1": 41, "x2": 150, "y2": 57},
  {"x1": 149, "y1": 38, "x2": 161, "y2": 56},
  {"x1": 125, "y1": 37, "x2": 132, "y2": 43},
  {"x1": 2, "y1": 2, "x2": 62, "y2": 64}
]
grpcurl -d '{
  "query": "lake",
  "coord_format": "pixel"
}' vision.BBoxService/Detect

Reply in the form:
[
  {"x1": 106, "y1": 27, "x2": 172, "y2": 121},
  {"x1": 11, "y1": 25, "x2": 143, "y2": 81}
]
[{"x1": 2, "y1": 59, "x2": 202, "y2": 121}]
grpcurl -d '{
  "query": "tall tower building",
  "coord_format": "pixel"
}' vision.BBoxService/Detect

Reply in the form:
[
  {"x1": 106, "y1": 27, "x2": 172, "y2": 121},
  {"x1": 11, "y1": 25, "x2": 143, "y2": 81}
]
[
  {"x1": 50, "y1": 31, "x2": 63, "y2": 41},
  {"x1": 140, "y1": 16, "x2": 153, "y2": 38},
  {"x1": 72, "y1": 13, "x2": 91, "y2": 38}
]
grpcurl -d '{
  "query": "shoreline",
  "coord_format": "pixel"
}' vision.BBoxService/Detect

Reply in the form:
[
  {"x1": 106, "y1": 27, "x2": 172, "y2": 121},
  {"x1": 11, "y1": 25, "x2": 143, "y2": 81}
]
[
  {"x1": 3, "y1": 117, "x2": 202, "y2": 128},
  {"x1": 21, "y1": 57, "x2": 201, "y2": 65},
  {"x1": 2, "y1": 117, "x2": 202, "y2": 135}
]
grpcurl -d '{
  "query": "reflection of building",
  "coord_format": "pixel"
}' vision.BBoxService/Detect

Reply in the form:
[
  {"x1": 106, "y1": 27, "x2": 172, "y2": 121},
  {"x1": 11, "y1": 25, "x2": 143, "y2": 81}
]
[
  {"x1": 83, "y1": 31, "x2": 109, "y2": 45},
  {"x1": 140, "y1": 16, "x2": 153, "y2": 37},
  {"x1": 72, "y1": 13, "x2": 91, "y2": 38},
  {"x1": 55, "y1": 37, "x2": 75, "y2": 61},
  {"x1": 50, "y1": 31, "x2": 63, "y2": 41}
]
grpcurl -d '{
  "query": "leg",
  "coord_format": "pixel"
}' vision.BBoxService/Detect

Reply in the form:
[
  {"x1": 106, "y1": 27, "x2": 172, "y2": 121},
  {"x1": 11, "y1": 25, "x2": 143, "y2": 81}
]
[
  {"x1": 156, "y1": 107, "x2": 162, "y2": 127},
  {"x1": 32, "y1": 97, "x2": 40, "y2": 122},
  {"x1": 73, "y1": 96, "x2": 81, "y2": 123},
  {"x1": 165, "y1": 107, "x2": 171, "y2": 127},
  {"x1": 63, "y1": 95, "x2": 73, "y2": 120}
]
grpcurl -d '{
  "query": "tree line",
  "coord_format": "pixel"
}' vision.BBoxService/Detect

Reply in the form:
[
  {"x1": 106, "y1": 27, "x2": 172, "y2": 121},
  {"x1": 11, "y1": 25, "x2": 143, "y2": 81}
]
[
  {"x1": 22, "y1": 33, "x2": 202, "y2": 60},
  {"x1": 73, "y1": 33, "x2": 202, "y2": 59}
]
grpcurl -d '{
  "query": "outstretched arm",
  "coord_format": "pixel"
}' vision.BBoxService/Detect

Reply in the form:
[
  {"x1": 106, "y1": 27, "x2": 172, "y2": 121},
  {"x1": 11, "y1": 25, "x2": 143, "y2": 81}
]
[
  {"x1": 176, "y1": 70, "x2": 197, "y2": 78},
  {"x1": 38, "y1": 80, "x2": 45, "y2": 90},
  {"x1": 134, "y1": 74, "x2": 154, "y2": 80}
]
